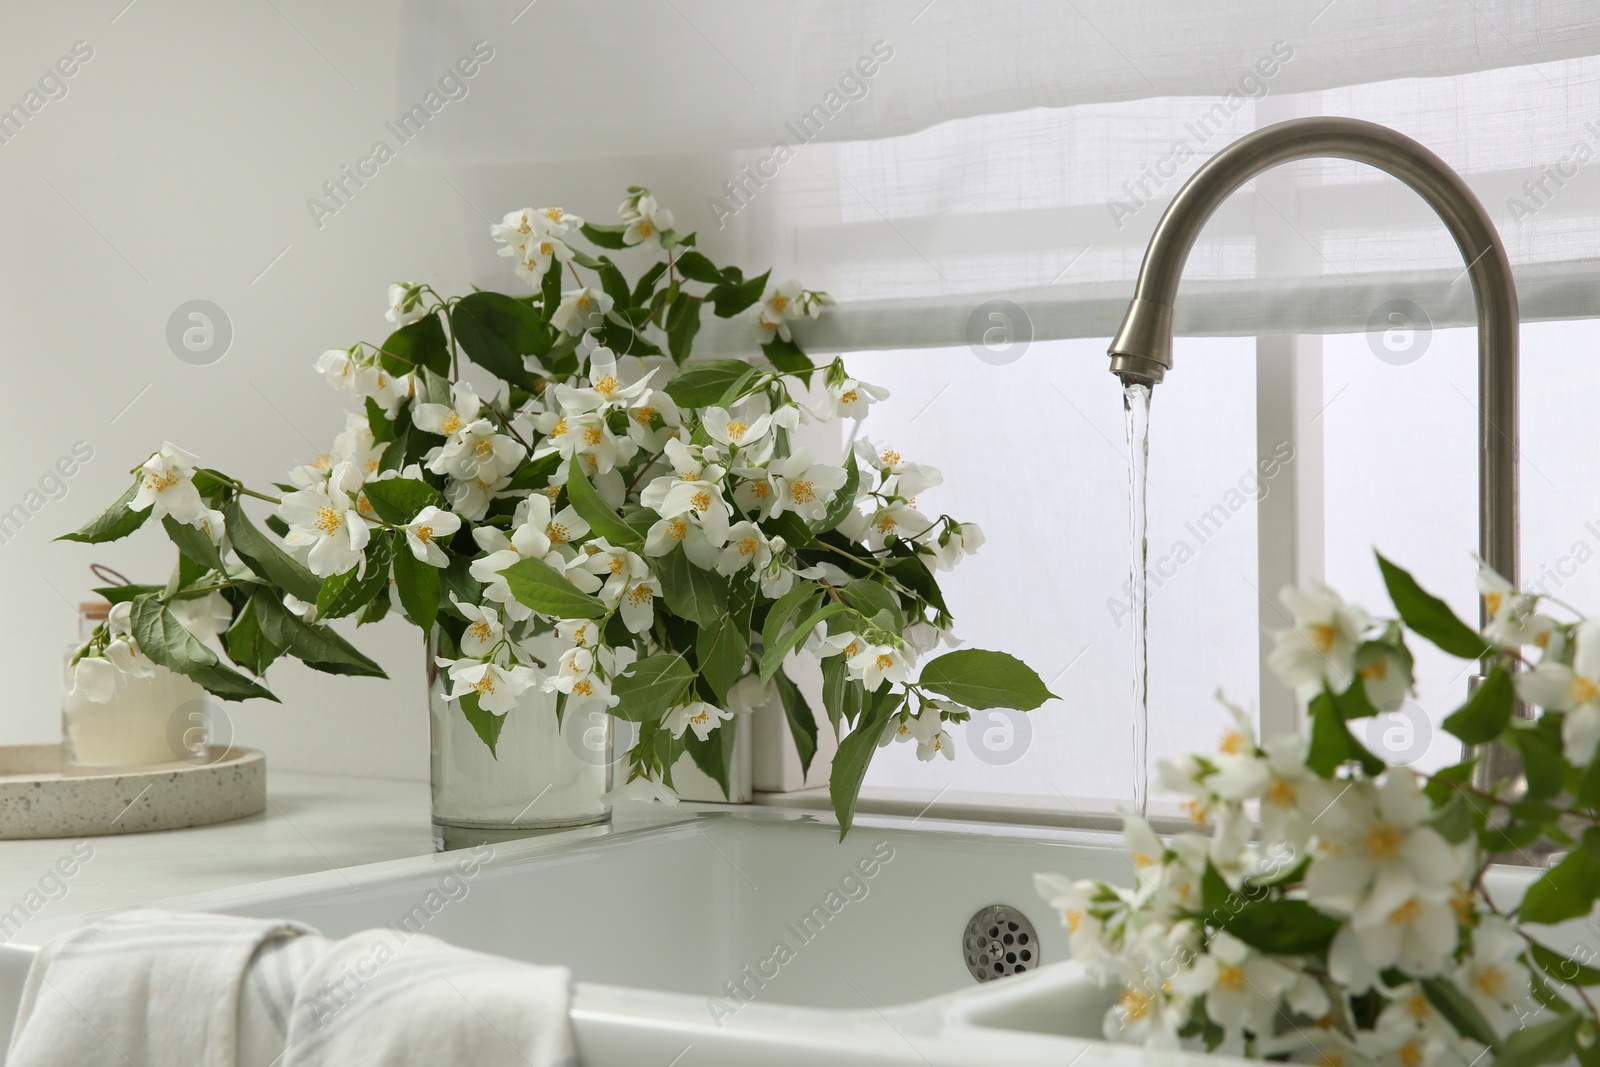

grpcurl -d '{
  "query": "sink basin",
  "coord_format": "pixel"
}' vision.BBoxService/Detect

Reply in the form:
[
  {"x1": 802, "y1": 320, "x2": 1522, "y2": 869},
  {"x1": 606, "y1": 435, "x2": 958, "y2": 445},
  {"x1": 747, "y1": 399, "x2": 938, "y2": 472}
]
[{"x1": 0, "y1": 808, "x2": 1254, "y2": 1065}]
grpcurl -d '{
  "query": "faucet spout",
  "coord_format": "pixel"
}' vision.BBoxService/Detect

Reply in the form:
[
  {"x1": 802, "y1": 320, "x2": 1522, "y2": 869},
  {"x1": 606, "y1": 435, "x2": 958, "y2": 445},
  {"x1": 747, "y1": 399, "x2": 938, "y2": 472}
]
[{"x1": 1108, "y1": 117, "x2": 1521, "y2": 787}]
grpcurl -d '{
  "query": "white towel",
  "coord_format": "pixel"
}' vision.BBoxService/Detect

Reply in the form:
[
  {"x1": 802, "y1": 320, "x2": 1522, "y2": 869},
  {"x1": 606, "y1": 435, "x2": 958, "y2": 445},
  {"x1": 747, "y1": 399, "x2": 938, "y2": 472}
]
[
  {"x1": 5, "y1": 909, "x2": 318, "y2": 1067},
  {"x1": 8, "y1": 911, "x2": 576, "y2": 1067},
  {"x1": 278, "y1": 930, "x2": 576, "y2": 1067}
]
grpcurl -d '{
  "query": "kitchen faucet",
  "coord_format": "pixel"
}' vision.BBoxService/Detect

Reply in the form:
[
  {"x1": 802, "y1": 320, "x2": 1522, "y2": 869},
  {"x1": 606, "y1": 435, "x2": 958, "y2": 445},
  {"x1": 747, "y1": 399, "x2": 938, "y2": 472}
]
[{"x1": 1106, "y1": 116, "x2": 1520, "y2": 796}]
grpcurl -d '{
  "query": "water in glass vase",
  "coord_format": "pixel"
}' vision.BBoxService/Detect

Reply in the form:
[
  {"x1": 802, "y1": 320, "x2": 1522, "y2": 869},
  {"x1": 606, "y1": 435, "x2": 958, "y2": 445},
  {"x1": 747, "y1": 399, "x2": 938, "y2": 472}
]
[{"x1": 427, "y1": 630, "x2": 613, "y2": 850}]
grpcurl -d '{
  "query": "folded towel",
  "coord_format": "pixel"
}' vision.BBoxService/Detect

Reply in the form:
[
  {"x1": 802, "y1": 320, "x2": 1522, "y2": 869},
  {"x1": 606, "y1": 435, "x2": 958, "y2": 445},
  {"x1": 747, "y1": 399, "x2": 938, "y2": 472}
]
[
  {"x1": 5, "y1": 909, "x2": 318, "y2": 1067},
  {"x1": 7, "y1": 911, "x2": 576, "y2": 1067},
  {"x1": 278, "y1": 930, "x2": 576, "y2": 1067}
]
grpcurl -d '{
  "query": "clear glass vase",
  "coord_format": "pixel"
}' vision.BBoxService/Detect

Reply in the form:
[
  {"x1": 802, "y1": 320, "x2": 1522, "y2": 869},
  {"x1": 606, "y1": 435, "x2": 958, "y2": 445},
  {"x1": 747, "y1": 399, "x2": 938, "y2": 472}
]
[{"x1": 427, "y1": 630, "x2": 612, "y2": 850}]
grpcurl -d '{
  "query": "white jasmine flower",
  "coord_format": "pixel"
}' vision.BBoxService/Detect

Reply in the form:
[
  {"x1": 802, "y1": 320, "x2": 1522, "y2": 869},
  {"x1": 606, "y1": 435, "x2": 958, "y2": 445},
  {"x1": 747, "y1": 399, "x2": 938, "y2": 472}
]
[
  {"x1": 169, "y1": 590, "x2": 232, "y2": 645},
  {"x1": 620, "y1": 193, "x2": 673, "y2": 247},
  {"x1": 625, "y1": 391, "x2": 682, "y2": 452},
  {"x1": 846, "y1": 642, "x2": 912, "y2": 691},
  {"x1": 314, "y1": 347, "x2": 361, "y2": 393},
  {"x1": 438, "y1": 657, "x2": 538, "y2": 715},
  {"x1": 700, "y1": 404, "x2": 777, "y2": 451},
  {"x1": 865, "y1": 502, "x2": 934, "y2": 551},
  {"x1": 1518, "y1": 616, "x2": 1600, "y2": 764},
  {"x1": 756, "y1": 278, "x2": 803, "y2": 342},
  {"x1": 1355, "y1": 640, "x2": 1413, "y2": 711},
  {"x1": 68, "y1": 656, "x2": 118, "y2": 704},
  {"x1": 385, "y1": 283, "x2": 427, "y2": 326},
  {"x1": 1478, "y1": 559, "x2": 1554, "y2": 650},
  {"x1": 819, "y1": 377, "x2": 889, "y2": 421},
  {"x1": 550, "y1": 287, "x2": 613, "y2": 335},
  {"x1": 930, "y1": 521, "x2": 985, "y2": 571},
  {"x1": 1170, "y1": 931, "x2": 1296, "y2": 1041},
  {"x1": 413, "y1": 382, "x2": 485, "y2": 442},
  {"x1": 1305, "y1": 772, "x2": 1463, "y2": 919},
  {"x1": 403, "y1": 505, "x2": 461, "y2": 567},
  {"x1": 1453, "y1": 916, "x2": 1530, "y2": 1036},
  {"x1": 1267, "y1": 581, "x2": 1370, "y2": 697},
  {"x1": 278, "y1": 463, "x2": 371, "y2": 578},
  {"x1": 715, "y1": 521, "x2": 772, "y2": 577},
  {"x1": 666, "y1": 700, "x2": 733, "y2": 741},
  {"x1": 855, "y1": 438, "x2": 943, "y2": 499},
  {"x1": 129, "y1": 442, "x2": 207, "y2": 526},
  {"x1": 643, "y1": 512, "x2": 721, "y2": 569},
  {"x1": 726, "y1": 673, "x2": 774, "y2": 716},
  {"x1": 908, "y1": 711, "x2": 954, "y2": 761},
  {"x1": 427, "y1": 423, "x2": 522, "y2": 486},
  {"x1": 455, "y1": 599, "x2": 505, "y2": 659},
  {"x1": 443, "y1": 473, "x2": 508, "y2": 523},
  {"x1": 282, "y1": 594, "x2": 317, "y2": 620},
  {"x1": 768, "y1": 448, "x2": 848, "y2": 522}
]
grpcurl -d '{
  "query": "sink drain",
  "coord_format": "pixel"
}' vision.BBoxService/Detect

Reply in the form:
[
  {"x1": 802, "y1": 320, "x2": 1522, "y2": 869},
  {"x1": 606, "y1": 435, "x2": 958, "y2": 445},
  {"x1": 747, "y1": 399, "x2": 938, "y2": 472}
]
[{"x1": 963, "y1": 904, "x2": 1038, "y2": 982}]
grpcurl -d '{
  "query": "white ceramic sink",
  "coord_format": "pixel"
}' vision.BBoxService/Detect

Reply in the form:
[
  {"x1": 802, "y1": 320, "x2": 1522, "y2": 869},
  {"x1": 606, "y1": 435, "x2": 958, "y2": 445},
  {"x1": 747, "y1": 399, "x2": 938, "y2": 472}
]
[{"x1": 1, "y1": 807, "x2": 1231, "y2": 1066}]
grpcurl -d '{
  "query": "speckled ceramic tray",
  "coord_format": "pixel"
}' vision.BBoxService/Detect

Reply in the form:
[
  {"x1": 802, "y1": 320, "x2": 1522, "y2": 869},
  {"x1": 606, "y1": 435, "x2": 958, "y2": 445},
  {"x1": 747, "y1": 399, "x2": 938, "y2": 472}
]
[{"x1": 0, "y1": 745, "x2": 265, "y2": 839}]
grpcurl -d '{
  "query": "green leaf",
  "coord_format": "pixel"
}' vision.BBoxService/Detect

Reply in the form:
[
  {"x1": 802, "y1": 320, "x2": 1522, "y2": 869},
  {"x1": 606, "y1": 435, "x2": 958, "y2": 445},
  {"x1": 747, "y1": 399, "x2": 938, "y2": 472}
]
[
  {"x1": 251, "y1": 590, "x2": 387, "y2": 678},
  {"x1": 1425, "y1": 793, "x2": 1476, "y2": 844},
  {"x1": 357, "y1": 592, "x2": 391, "y2": 626},
  {"x1": 224, "y1": 498, "x2": 322, "y2": 603},
  {"x1": 656, "y1": 546, "x2": 730, "y2": 627},
  {"x1": 762, "y1": 335, "x2": 814, "y2": 377},
  {"x1": 821, "y1": 653, "x2": 863, "y2": 734},
  {"x1": 1216, "y1": 900, "x2": 1342, "y2": 955},
  {"x1": 1493, "y1": 1013, "x2": 1578, "y2": 1066},
  {"x1": 696, "y1": 586, "x2": 754, "y2": 704},
  {"x1": 839, "y1": 578, "x2": 903, "y2": 634},
  {"x1": 580, "y1": 221, "x2": 629, "y2": 249},
  {"x1": 816, "y1": 452, "x2": 859, "y2": 534},
  {"x1": 594, "y1": 256, "x2": 632, "y2": 310},
  {"x1": 759, "y1": 602, "x2": 856, "y2": 683},
  {"x1": 498, "y1": 555, "x2": 606, "y2": 619},
  {"x1": 224, "y1": 596, "x2": 282, "y2": 676},
  {"x1": 663, "y1": 359, "x2": 758, "y2": 408},
  {"x1": 94, "y1": 583, "x2": 164, "y2": 605},
  {"x1": 762, "y1": 508, "x2": 815, "y2": 550},
  {"x1": 674, "y1": 250, "x2": 723, "y2": 284},
  {"x1": 1376, "y1": 552, "x2": 1492, "y2": 660},
  {"x1": 599, "y1": 309, "x2": 662, "y2": 359},
  {"x1": 450, "y1": 291, "x2": 549, "y2": 389},
  {"x1": 1529, "y1": 940, "x2": 1600, "y2": 987},
  {"x1": 377, "y1": 313, "x2": 449, "y2": 377},
  {"x1": 161, "y1": 515, "x2": 225, "y2": 574},
  {"x1": 58, "y1": 481, "x2": 149, "y2": 543},
  {"x1": 830, "y1": 687, "x2": 899, "y2": 839},
  {"x1": 1503, "y1": 715, "x2": 1566, "y2": 800},
  {"x1": 665, "y1": 290, "x2": 704, "y2": 366},
  {"x1": 684, "y1": 716, "x2": 738, "y2": 800},
  {"x1": 131, "y1": 595, "x2": 217, "y2": 675},
  {"x1": 1200, "y1": 859, "x2": 1232, "y2": 913},
  {"x1": 187, "y1": 661, "x2": 278, "y2": 702},
  {"x1": 316, "y1": 533, "x2": 394, "y2": 620},
  {"x1": 565, "y1": 456, "x2": 640, "y2": 546},
  {"x1": 1306, "y1": 688, "x2": 1385, "y2": 776},
  {"x1": 761, "y1": 582, "x2": 821, "y2": 652},
  {"x1": 359, "y1": 477, "x2": 442, "y2": 525},
  {"x1": 612, "y1": 654, "x2": 695, "y2": 722},
  {"x1": 773, "y1": 667, "x2": 818, "y2": 778},
  {"x1": 632, "y1": 261, "x2": 670, "y2": 305},
  {"x1": 1520, "y1": 847, "x2": 1600, "y2": 925},
  {"x1": 708, "y1": 269, "x2": 769, "y2": 318},
  {"x1": 457, "y1": 692, "x2": 506, "y2": 758},
  {"x1": 1443, "y1": 666, "x2": 1514, "y2": 744},
  {"x1": 391, "y1": 543, "x2": 440, "y2": 629},
  {"x1": 1420, "y1": 978, "x2": 1502, "y2": 1049},
  {"x1": 917, "y1": 649, "x2": 1056, "y2": 710}
]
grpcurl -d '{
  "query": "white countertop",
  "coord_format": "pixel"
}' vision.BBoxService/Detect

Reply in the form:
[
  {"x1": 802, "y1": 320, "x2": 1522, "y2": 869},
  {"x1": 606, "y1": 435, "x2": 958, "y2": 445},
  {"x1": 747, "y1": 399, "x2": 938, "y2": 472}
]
[{"x1": 0, "y1": 770, "x2": 437, "y2": 945}]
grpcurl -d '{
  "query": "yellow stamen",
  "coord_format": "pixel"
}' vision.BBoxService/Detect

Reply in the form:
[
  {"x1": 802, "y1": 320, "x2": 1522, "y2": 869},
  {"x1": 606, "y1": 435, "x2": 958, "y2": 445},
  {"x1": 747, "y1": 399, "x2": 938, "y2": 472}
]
[
  {"x1": 1387, "y1": 898, "x2": 1422, "y2": 926},
  {"x1": 790, "y1": 479, "x2": 816, "y2": 504},
  {"x1": 314, "y1": 505, "x2": 343, "y2": 535},
  {"x1": 547, "y1": 522, "x2": 571, "y2": 546},
  {"x1": 1215, "y1": 965, "x2": 1246, "y2": 993},
  {"x1": 440, "y1": 412, "x2": 464, "y2": 435},
  {"x1": 667, "y1": 518, "x2": 689, "y2": 542},
  {"x1": 1309, "y1": 623, "x2": 1337, "y2": 653},
  {"x1": 414, "y1": 525, "x2": 434, "y2": 544},
  {"x1": 1363, "y1": 821, "x2": 1402, "y2": 861},
  {"x1": 1268, "y1": 777, "x2": 1297, "y2": 808},
  {"x1": 594, "y1": 375, "x2": 618, "y2": 397},
  {"x1": 1219, "y1": 729, "x2": 1249, "y2": 755},
  {"x1": 725, "y1": 420, "x2": 747, "y2": 441}
]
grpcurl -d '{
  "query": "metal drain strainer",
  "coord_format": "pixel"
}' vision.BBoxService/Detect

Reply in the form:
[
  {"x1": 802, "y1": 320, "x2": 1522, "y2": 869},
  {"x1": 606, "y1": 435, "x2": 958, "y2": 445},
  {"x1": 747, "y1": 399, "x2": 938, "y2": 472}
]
[{"x1": 963, "y1": 904, "x2": 1039, "y2": 982}]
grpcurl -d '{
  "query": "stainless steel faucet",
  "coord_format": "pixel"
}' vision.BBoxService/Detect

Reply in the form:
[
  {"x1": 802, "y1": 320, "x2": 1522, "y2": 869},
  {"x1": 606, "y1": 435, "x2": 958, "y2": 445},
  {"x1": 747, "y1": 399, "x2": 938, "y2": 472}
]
[{"x1": 1106, "y1": 116, "x2": 1520, "y2": 794}]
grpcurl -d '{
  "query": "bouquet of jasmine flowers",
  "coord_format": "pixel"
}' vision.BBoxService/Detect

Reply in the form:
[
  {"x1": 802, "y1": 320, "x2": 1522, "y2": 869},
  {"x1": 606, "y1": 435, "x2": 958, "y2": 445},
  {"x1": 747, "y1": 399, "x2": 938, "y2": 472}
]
[
  {"x1": 1037, "y1": 554, "x2": 1600, "y2": 1064},
  {"x1": 60, "y1": 188, "x2": 1052, "y2": 831}
]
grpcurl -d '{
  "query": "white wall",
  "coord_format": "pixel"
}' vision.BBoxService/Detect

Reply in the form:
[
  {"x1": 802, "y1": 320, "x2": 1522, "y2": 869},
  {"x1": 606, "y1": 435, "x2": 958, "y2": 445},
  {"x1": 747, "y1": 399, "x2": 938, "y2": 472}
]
[{"x1": 0, "y1": 0, "x2": 491, "y2": 779}]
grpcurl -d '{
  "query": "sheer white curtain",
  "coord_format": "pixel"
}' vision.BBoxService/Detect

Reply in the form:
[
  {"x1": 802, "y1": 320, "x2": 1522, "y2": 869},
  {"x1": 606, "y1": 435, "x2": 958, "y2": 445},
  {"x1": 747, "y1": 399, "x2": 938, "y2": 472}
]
[{"x1": 396, "y1": 0, "x2": 1600, "y2": 805}]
